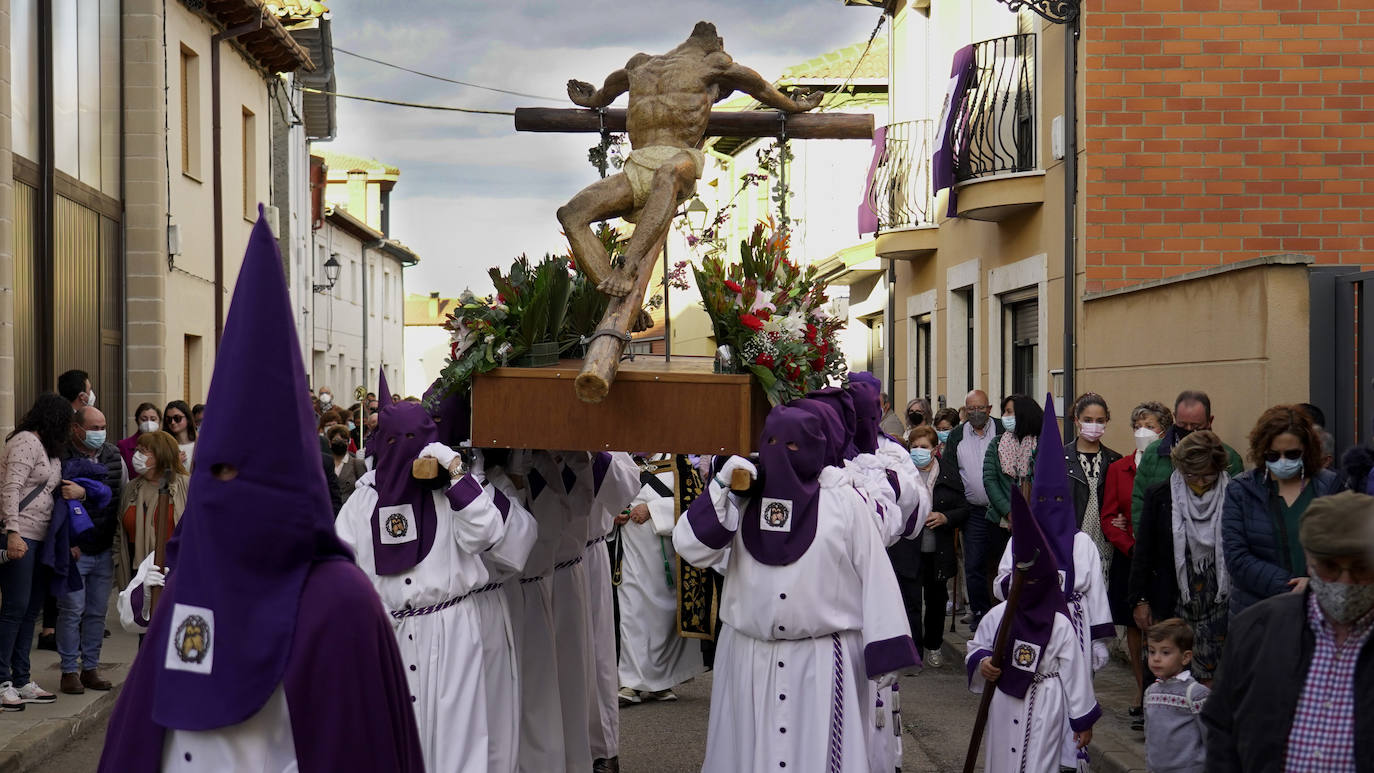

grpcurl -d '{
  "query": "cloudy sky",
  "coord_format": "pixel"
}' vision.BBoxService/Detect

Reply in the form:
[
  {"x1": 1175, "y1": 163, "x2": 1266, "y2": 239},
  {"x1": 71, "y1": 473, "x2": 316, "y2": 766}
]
[{"x1": 326, "y1": 0, "x2": 885, "y2": 298}]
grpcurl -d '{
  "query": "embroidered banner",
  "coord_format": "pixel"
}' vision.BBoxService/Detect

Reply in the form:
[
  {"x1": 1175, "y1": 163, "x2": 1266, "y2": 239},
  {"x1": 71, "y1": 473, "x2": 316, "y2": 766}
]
[
  {"x1": 932, "y1": 44, "x2": 977, "y2": 217},
  {"x1": 673, "y1": 456, "x2": 718, "y2": 640}
]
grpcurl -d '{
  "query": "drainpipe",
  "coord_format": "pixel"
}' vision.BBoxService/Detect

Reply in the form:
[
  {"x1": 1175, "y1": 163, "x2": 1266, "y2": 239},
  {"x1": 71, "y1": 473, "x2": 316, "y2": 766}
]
[
  {"x1": 38, "y1": 0, "x2": 54, "y2": 385},
  {"x1": 886, "y1": 259, "x2": 896, "y2": 399},
  {"x1": 1061, "y1": 21, "x2": 1078, "y2": 433},
  {"x1": 210, "y1": 13, "x2": 264, "y2": 351}
]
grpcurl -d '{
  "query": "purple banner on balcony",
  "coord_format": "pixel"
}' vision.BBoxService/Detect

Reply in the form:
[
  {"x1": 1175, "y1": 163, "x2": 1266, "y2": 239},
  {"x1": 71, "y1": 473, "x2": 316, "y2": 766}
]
[
  {"x1": 932, "y1": 44, "x2": 976, "y2": 217},
  {"x1": 857, "y1": 124, "x2": 888, "y2": 237}
]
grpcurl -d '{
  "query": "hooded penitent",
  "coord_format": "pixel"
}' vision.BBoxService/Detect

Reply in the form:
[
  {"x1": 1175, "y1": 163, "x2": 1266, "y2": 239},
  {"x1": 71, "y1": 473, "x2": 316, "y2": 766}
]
[
  {"x1": 846, "y1": 372, "x2": 882, "y2": 455},
  {"x1": 989, "y1": 486, "x2": 1070, "y2": 700},
  {"x1": 1030, "y1": 394, "x2": 1078, "y2": 596},
  {"x1": 99, "y1": 208, "x2": 423, "y2": 772},
  {"x1": 369, "y1": 373, "x2": 444, "y2": 575},
  {"x1": 739, "y1": 403, "x2": 829, "y2": 566},
  {"x1": 805, "y1": 386, "x2": 859, "y2": 460},
  {"x1": 423, "y1": 381, "x2": 471, "y2": 448}
]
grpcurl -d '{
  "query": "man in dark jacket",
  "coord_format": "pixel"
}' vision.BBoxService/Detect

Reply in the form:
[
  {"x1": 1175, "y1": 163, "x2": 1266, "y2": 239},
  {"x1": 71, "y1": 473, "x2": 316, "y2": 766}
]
[
  {"x1": 56, "y1": 406, "x2": 126, "y2": 694},
  {"x1": 1203, "y1": 490, "x2": 1374, "y2": 772},
  {"x1": 1132, "y1": 390, "x2": 1244, "y2": 533},
  {"x1": 941, "y1": 389, "x2": 1004, "y2": 631}
]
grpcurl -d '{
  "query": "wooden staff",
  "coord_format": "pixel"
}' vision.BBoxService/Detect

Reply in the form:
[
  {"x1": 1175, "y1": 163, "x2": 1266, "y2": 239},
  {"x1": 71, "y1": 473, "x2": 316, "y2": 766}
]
[
  {"x1": 514, "y1": 107, "x2": 874, "y2": 140},
  {"x1": 962, "y1": 549, "x2": 1038, "y2": 773},
  {"x1": 150, "y1": 472, "x2": 174, "y2": 613}
]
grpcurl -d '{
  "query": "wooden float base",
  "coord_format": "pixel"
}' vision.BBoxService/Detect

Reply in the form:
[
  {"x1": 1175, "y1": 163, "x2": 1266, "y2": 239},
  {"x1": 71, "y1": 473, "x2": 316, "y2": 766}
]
[{"x1": 471, "y1": 355, "x2": 767, "y2": 455}]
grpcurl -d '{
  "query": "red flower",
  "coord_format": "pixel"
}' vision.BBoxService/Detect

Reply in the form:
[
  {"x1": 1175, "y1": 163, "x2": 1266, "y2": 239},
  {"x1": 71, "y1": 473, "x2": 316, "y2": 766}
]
[
  {"x1": 739, "y1": 313, "x2": 764, "y2": 331},
  {"x1": 724, "y1": 280, "x2": 743, "y2": 293},
  {"x1": 810, "y1": 358, "x2": 825, "y2": 372},
  {"x1": 497, "y1": 293, "x2": 507, "y2": 304},
  {"x1": 756, "y1": 308, "x2": 772, "y2": 321},
  {"x1": 755, "y1": 352, "x2": 775, "y2": 369},
  {"x1": 804, "y1": 323, "x2": 818, "y2": 344},
  {"x1": 450, "y1": 341, "x2": 460, "y2": 359}
]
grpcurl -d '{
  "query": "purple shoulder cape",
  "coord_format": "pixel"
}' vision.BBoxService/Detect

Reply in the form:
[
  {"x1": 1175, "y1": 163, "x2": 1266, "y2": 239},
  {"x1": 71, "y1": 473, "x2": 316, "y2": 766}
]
[{"x1": 98, "y1": 559, "x2": 423, "y2": 773}]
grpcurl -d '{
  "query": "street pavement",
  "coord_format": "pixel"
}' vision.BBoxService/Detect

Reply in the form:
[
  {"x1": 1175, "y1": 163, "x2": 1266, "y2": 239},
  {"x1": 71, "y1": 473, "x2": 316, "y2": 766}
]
[{"x1": 15, "y1": 616, "x2": 1147, "y2": 772}]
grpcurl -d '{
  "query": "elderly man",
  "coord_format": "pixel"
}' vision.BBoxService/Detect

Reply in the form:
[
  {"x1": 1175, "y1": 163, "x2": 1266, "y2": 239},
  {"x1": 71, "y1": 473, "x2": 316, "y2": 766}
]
[
  {"x1": 1131, "y1": 390, "x2": 1243, "y2": 533},
  {"x1": 1202, "y1": 489, "x2": 1374, "y2": 771},
  {"x1": 942, "y1": 389, "x2": 1004, "y2": 632},
  {"x1": 878, "y1": 393, "x2": 904, "y2": 438}
]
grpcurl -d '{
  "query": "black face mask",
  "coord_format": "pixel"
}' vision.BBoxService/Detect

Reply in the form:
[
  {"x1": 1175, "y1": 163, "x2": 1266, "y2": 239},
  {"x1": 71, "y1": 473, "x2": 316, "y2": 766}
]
[
  {"x1": 907, "y1": 412, "x2": 926, "y2": 426},
  {"x1": 968, "y1": 412, "x2": 990, "y2": 430},
  {"x1": 1174, "y1": 426, "x2": 1195, "y2": 441},
  {"x1": 330, "y1": 440, "x2": 349, "y2": 455}
]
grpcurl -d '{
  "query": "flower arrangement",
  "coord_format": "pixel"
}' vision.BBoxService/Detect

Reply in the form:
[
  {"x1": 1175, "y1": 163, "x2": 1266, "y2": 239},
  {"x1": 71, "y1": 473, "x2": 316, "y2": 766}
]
[{"x1": 693, "y1": 219, "x2": 846, "y2": 405}]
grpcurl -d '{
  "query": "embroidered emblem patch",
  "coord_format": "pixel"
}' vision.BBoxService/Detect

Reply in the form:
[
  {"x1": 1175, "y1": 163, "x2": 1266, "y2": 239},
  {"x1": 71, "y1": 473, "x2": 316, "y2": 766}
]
[
  {"x1": 379, "y1": 504, "x2": 417, "y2": 544},
  {"x1": 164, "y1": 603, "x2": 215, "y2": 675},
  {"x1": 760, "y1": 497, "x2": 792, "y2": 532},
  {"x1": 1010, "y1": 639, "x2": 1042, "y2": 673}
]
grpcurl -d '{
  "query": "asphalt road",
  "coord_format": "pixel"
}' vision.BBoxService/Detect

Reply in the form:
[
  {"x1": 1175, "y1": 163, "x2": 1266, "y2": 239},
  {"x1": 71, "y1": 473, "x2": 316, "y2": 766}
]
[{"x1": 35, "y1": 657, "x2": 982, "y2": 773}]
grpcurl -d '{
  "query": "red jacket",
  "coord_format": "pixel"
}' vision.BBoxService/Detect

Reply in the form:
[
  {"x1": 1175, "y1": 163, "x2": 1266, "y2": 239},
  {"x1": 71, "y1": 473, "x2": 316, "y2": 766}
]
[{"x1": 1101, "y1": 453, "x2": 1137, "y2": 553}]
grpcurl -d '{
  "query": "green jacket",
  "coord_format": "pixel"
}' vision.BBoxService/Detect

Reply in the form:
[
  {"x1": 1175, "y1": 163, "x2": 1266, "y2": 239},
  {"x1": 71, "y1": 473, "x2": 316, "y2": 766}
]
[
  {"x1": 1131, "y1": 429, "x2": 1245, "y2": 534},
  {"x1": 983, "y1": 438, "x2": 1037, "y2": 524}
]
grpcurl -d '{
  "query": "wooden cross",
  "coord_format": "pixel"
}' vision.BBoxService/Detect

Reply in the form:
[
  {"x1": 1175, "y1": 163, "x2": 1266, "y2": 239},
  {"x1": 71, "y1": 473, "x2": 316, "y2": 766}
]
[{"x1": 513, "y1": 106, "x2": 874, "y2": 402}]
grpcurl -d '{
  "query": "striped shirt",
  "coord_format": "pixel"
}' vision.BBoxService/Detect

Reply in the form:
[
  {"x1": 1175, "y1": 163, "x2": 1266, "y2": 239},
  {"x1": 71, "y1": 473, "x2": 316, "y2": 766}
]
[{"x1": 1284, "y1": 593, "x2": 1374, "y2": 772}]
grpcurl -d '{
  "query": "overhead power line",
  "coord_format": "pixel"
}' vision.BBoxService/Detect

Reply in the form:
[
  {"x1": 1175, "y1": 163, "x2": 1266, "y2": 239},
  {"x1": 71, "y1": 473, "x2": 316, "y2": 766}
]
[
  {"x1": 333, "y1": 46, "x2": 563, "y2": 102},
  {"x1": 303, "y1": 86, "x2": 515, "y2": 116}
]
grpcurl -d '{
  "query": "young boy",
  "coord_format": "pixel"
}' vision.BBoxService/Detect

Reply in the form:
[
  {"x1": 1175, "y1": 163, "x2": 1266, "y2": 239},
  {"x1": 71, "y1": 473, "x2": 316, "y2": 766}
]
[{"x1": 1143, "y1": 618, "x2": 1209, "y2": 773}]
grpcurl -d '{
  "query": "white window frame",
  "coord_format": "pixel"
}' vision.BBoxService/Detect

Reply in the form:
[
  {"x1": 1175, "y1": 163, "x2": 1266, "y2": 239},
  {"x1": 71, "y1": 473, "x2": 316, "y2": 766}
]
[
  {"x1": 905, "y1": 288, "x2": 938, "y2": 408},
  {"x1": 945, "y1": 258, "x2": 981, "y2": 400},
  {"x1": 986, "y1": 252, "x2": 1048, "y2": 403}
]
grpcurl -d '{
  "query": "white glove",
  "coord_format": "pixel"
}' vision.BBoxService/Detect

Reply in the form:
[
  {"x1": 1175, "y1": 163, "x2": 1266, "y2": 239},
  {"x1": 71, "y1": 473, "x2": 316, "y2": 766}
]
[
  {"x1": 468, "y1": 450, "x2": 487, "y2": 480},
  {"x1": 715, "y1": 456, "x2": 757, "y2": 487},
  {"x1": 875, "y1": 672, "x2": 898, "y2": 690},
  {"x1": 145, "y1": 565, "x2": 168, "y2": 589},
  {"x1": 1092, "y1": 640, "x2": 1109, "y2": 671},
  {"x1": 419, "y1": 442, "x2": 460, "y2": 470}
]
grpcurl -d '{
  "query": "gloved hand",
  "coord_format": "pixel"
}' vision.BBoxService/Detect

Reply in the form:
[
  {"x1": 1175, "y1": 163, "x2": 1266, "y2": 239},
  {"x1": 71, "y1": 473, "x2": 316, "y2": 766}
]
[
  {"x1": 506, "y1": 449, "x2": 535, "y2": 476},
  {"x1": 468, "y1": 450, "x2": 486, "y2": 480},
  {"x1": 1092, "y1": 640, "x2": 1109, "y2": 671},
  {"x1": 142, "y1": 565, "x2": 169, "y2": 610},
  {"x1": 419, "y1": 442, "x2": 460, "y2": 471},
  {"x1": 715, "y1": 456, "x2": 757, "y2": 488},
  {"x1": 875, "y1": 672, "x2": 898, "y2": 690}
]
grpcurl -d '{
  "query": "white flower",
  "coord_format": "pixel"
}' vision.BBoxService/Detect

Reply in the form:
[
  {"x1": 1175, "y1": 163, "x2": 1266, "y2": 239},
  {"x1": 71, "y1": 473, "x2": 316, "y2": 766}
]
[{"x1": 780, "y1": 312, "x2": 807, "y2": 340}]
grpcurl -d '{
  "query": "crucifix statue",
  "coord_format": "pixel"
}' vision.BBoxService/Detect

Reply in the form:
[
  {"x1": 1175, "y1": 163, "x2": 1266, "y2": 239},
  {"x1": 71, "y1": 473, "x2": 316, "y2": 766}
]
[{"x1": 515, "y1": 21, "x2": 873, "y2": 403}]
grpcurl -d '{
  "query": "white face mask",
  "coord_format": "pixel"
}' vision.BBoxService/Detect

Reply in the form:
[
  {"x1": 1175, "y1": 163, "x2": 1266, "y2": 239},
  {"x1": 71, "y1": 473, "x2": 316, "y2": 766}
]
[
  {"x1": 139, "y1": 420, "x2": 160, "y2": 434},
  {"x1": 1134, "y1": 426, "x2": 1162, "y2": 454},
  {"x1": 132, "y1": 450, "x2": 151, "y2": 476},
  {"x1": 320, "y1": 392, "x2": 333, "y2": 405},
  {"x1": 84, "y1": 389, "x2": 96, "y2": 408}
]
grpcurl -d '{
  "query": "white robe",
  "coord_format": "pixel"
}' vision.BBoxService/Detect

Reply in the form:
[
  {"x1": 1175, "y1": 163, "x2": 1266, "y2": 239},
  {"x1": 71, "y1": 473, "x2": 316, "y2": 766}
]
[
  {"x1": 673, "y1": 465, "x2": 917, "y2": 772},
  {"x1": 161, "y1": 685, "x2": 297, "y2": 771},
  {"x1": 474, "y1": 463, "x2": 538, "y2": 773},
  {"x1": 995, "y1": 530, "x2": 1114, "y2": 766},
  {"x1": 965, "y1": 603, "x2": 1101, "y2": 773},
  {"x1": 618, "y1": 468, "x2": 705, "y2": 693},
  {"x1": 335, "y1": 471, "x2": 505, "y2": 773},
  {"x1": 584, "y1": 452, "x2": 641, "y2": 760}
]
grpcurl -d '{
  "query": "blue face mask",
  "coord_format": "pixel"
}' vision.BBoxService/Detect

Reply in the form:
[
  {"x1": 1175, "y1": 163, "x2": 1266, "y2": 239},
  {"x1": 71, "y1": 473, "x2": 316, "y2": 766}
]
[
  {"x1": 1001, "y1": 415, "x2": 1017, "y2": 433},
  {"x1": 910, "y1": 448, "x2": 933, "y2": 468},
  {"x1": 348, "y1": 421, "x2": 357, "y2": 432},
  {"x1": 1266, "y1": 457, "x2": 1304, "y2": 481},
  {"x1": 937, "y1": 429, "x2": 951, "y2": 444},
  {"x1": 82, "y1": 429, "x2": 106, "y2": 450}
]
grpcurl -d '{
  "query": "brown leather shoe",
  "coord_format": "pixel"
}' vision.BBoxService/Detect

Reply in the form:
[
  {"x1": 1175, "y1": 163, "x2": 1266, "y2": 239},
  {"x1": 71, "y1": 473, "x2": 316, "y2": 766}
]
[
  {"x1": 80, "y1": 669, "x2": 112, "y2": 691},
  {"x1": 60, "y1": 672, "x2": 85, "y2": 695}
]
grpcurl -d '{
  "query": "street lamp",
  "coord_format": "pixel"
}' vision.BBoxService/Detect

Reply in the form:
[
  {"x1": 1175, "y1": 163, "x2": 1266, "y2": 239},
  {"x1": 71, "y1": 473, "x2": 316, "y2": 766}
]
[
  {"x1": 313, "y1": 253, "x2": 342, "y2": 294},
  {"x1": 685, "y1": 196, "x2": 710, "y2": 236}
]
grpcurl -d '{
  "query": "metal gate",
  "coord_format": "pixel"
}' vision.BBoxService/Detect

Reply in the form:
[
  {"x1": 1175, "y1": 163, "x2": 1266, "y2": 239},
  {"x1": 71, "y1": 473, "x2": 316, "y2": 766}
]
[{"x1": 1310, "y1": 267, "x2": 1374, "y2": 457}]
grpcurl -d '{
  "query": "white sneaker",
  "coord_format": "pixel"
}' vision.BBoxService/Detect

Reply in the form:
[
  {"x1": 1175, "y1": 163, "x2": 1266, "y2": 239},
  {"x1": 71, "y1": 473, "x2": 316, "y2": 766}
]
[
  {"x1": 644, "y1": 688, "x2": 678, "y2": 702},
  {"x1": 1, "y1": 682, "x2": 25, "y2": 711},
  {"x1": 17, "y1": 681, "x2": 55, "y2": 704},
  {"x1": 617, "y1": 687, "x2": 641, "y2": 706},
  {"x1": 925, "y1": 648, "x2": 945, "y2": 669}
]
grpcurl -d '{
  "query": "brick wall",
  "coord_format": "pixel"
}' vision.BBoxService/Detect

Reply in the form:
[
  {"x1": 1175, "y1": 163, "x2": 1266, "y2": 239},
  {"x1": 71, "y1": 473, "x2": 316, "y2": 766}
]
[{"x1": 1084, "y1": 0, "x2": 1374, "y2": 293}]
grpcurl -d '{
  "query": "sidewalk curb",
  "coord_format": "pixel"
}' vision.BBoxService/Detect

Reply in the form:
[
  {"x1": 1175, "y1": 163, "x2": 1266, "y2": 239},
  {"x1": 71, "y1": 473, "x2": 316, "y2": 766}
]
[
  {"x1": 940, "y1": 628, "x2": 1146, "y2": 773},
  {"x1": 0, "y1": 684, "x2": 123, "y2": 773}
]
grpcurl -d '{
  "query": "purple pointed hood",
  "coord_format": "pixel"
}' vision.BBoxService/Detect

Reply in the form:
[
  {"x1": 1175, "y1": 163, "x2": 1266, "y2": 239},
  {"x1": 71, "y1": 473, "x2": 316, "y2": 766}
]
[
  {"x1": 805, "y1": 386, "x2": 858, "y2": 460},
  {"x1": 740, "y1": 404, "x2": 827, "y2": 566},
  {"x1": 1029, "y1": 393, "x2": 1077, "y2": 595},
  {"x1": 369, "y1": 372, "x2": 443, "y2": 575},
  {"x1": 847, "y1": 372, "x2": 882, "y2": 454},
  {"x1": 790, "y1": 397, "x2": 847, "y2": 469},
  {"x1": 993, "y1": 486, "x2": 1069, "y2": 700},
  {"x1": 423, "y1": 381, "x2": 471, "y2": 448},
  {"x1": 143, "y1": 208, "x2": 351, "y2": 731}
]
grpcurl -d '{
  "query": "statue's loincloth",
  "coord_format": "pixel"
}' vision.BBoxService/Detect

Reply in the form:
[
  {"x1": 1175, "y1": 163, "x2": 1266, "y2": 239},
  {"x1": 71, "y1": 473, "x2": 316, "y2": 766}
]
[{"x1": 623, "y1": 146, "x2": 705, "y2": 223}]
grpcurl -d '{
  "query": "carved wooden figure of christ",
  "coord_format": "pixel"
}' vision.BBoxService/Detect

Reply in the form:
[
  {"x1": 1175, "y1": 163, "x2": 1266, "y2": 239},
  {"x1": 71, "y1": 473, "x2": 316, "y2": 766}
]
[{"x1": 516, "y1": 21, "x2": 873, "y2": 402}]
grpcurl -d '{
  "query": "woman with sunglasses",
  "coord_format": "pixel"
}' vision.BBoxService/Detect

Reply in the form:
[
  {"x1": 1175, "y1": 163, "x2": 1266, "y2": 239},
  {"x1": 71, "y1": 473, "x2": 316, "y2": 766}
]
[
  {"x1": 162, "y1": 400, "x2": 197, "y2": 472},
  {"x1": 1222, "y1": 405, "x2": 1345, "y2": 617}
]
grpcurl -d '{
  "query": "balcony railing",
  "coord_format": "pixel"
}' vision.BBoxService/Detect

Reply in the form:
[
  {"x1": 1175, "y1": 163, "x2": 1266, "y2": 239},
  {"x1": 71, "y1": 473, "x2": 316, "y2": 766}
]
[
  {"x1": 953, "y1": 33, "x2": 1036, "y2": 183},
  {"x1": 864, "y1": 119, "x2": 937, "y2": 232}
]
